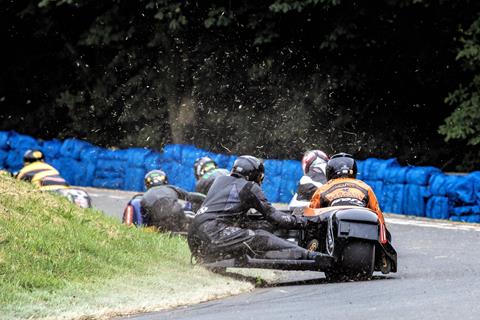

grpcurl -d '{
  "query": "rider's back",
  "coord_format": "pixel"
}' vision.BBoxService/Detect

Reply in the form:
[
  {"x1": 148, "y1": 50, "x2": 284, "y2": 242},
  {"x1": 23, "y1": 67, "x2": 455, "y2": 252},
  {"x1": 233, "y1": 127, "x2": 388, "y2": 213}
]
[
  {"x1": 310, "y1": 177, "x2": 384, "y2": 224},
  {"x1": 198, "y1": 174, "x2": 248, "y2": 217},
  {"x1": 310, "y1": 177, "x2": 373, "y2": 207},
  {"x1": 195, "y1": 168, "x2": 230, "y2": 195},
  {"x1": 17, "y1": 161, "x2": 68, "y2": 191},
  {"x1": 141, "y1": 185, "x2": 180, "y2": 207}
]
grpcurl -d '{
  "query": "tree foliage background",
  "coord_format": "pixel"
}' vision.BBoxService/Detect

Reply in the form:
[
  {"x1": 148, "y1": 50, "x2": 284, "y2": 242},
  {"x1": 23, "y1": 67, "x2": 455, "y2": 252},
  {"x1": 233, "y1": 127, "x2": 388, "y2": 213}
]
[{"x1": 1, "y1": 0, "x2": 480, "y2": 170}]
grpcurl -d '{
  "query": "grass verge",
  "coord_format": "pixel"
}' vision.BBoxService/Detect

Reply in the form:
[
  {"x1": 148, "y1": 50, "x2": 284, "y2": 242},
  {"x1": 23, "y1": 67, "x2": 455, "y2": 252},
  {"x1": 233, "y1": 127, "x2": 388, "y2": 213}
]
[{"x1": 0, "y1": 173, "x2": 253, "y2": 319}]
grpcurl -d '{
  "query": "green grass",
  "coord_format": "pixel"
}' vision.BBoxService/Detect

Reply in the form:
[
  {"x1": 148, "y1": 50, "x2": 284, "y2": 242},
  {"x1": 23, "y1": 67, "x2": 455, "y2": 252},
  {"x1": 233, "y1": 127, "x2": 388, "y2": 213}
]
[{"x1": 0, "y1": 173, "x2": 252, "y2": 319}]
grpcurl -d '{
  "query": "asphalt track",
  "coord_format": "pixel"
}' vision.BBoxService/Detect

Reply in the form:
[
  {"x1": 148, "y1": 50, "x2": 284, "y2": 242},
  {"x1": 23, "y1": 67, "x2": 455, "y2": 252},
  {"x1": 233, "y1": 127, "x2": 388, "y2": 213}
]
[{"x1": 87, "y1": 188, "x2": 480, "y2": 320}]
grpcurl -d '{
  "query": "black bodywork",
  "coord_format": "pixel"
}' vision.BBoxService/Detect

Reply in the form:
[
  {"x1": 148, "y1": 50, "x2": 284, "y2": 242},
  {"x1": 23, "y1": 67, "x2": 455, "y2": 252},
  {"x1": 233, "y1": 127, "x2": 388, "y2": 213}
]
[{"x1": 201, "y1": 206, "x2": 397, "y2": 280}]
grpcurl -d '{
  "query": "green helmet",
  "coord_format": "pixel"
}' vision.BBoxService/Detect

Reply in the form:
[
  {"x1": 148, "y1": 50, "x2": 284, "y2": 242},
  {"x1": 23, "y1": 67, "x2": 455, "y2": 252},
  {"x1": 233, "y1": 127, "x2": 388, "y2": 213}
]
[{"x1": 144, "y1": 170, "x2": 168, "y2": 190}]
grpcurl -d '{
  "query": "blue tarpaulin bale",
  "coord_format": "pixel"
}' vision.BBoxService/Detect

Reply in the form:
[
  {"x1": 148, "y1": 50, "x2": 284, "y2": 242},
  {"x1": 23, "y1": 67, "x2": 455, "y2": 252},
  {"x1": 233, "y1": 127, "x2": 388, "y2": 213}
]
[
  {"x1": 446, "y1": 175, "x2": 476, "y2": 204},
  {"x1": 264, "y1": 159, "x2": 284, "y2": 178},
  {"x1": 169, "y1": 163, "x2": 194, "y2": 191},
  {"x1": 212, "y1": 154, "x2": 234, "y2": 170},
  {"x1": 60, "y1": 138, "x2": 93, "y2": 160},
  {"x1": 263, "y1": 178, "x2": 281, "y2": 202},
  {"x1": 0, "y1": 131, "x2": 11, "y2": 150},
  {"x1": 225, "y1": 155, "x2": 236, "y2": 170},
  {"x1": 79, "y1": 146, "x2": 102, "y2": 162},
  {"x1": 5, "y1": 150, "x2": 25, "y2": 172},
  {"x1": 403, "y1": 184, "x2": 429, "y2": 216},
  {"x1": 144, "y1": 153, "x2": 168, "y2": 172},
  {"x1": 75, "y1": 161, "x2": 97, "y2": 187},
  {"x1": 279, "y1": 179, "x2": 298, "y2": 203},
  {"x1": 263, "y1": 160, "x2": 283, "y2": 202},
  {"x1": 278, "y1": 160, "x2": 303, "y2": 203},
  {"x1": 405, "y1": 166, "x2": 441, "y2": 185},
  {"x1": 429, "y1": 174, "x2": 462, "y2": 196},
  {"x1": 426, "y1": 196, "x2": 450, "y2": 219},
  {"x1": 469, "y1": 172, "x2": 480, "y2": 205},
  {"x1": 356, "y1": 160, "x2": 366, "y2": 180},
  {"x1": 7, "y1": 133, "x2": 40, "y2": 150},
  {"x1": 126, "y1": 148, "x2": 153, "y2": 168},
  {"x1": 0, "y1": 150, "x2": 9, "y2": 169},
  {"x1": 181, "y1": 145, "x2": 203, "y2": 162},
  {"x1": 382, "y1": 183, "x2": 405, "y2": 214},
  {"x1": 124, "y1": 167, "x2": 146, "y2": 191},
  {"x1": 451, "y1": 205, "x2": 480, "y2": 216},
  {"x1": 359, "y1": 159, "x2": 377, "y2": 181},
  {"x1": 162, "y1": 144, "x2": 183, "y2": 160},
  {"x1": 51, "y1": 157, "x2": 85, "y2": 185},
  {"x1": 450, "y1": 215, "x2": 480, "y2": 223},
  {"x1": 162, "y1": 161, "x2": 181, "y2": 187},
  {"x1": 384, "y1": 166, "x2": 410, "y2": 184},
  {"x1": 363, "y1": 158, "x2": 399, "y2": 181},
  {"x1": 364, "y1": 180, "x2": 384, "y2": 203},
  {"x1": 96, "y1": 159, "x2": 126, "y2": 172},
  {"x1": 96, "y1": 149, "x2": 130, "y2": 162},
  {"x1": 41, "y1": 139, "x2": 63, "y2": 159}
]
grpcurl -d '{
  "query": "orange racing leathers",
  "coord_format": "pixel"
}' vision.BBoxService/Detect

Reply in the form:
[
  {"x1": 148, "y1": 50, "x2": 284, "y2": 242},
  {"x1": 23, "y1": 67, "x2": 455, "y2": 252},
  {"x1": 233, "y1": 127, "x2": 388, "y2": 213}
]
[{"x1": 309, "y1": 177, "x2": 385, "y2": 225}]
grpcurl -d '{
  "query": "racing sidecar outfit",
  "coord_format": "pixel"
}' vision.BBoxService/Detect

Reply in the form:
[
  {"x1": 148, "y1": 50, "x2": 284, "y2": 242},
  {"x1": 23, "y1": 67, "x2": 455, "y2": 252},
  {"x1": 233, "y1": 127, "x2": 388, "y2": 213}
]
[
  {"x1": 195, "y1": 168, "x2": 230, "y2": 195},
  {"x1": 16, "y1": 161, "x2": 68, "y2": 191},
  {"x1": 188, "y1": 175, "x2": 316, "y2": 261},
  {"x1": 141, "y1": 185, "x2": 205, "y2": 232},
  {"x1": 309, "y1": 177, "x2": 385, "y2": 224}
]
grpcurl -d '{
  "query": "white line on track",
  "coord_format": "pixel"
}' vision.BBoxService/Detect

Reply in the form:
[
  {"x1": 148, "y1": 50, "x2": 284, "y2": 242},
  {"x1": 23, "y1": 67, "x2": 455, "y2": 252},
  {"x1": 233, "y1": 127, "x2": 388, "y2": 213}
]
[
  {"x1": 88, "y1": 193, "x2": 126, "y2": 200},
  {"x1": 386, "y1": 217, "x2": 480, "y2": 232}
]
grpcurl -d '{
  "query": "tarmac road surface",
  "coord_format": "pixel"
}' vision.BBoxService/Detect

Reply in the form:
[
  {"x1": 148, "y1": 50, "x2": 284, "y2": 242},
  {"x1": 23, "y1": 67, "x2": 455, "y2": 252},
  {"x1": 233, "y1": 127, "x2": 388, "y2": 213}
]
[{"x1": 86, "y1": 187, "x2": 480, "y2": 320}]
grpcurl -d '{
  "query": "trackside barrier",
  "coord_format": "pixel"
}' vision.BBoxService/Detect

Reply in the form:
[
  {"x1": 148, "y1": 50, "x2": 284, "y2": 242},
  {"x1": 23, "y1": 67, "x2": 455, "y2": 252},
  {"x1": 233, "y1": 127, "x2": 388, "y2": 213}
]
[{"x1": 0, "y1": 131, "x2": 479, "y2": 223}]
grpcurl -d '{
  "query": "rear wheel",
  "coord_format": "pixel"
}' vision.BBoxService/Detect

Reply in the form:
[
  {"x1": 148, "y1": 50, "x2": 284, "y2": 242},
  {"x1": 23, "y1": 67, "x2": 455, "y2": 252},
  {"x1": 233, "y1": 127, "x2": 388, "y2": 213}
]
[{"x1": 325, "y1": 240, "x2": 375, "y2": 282}]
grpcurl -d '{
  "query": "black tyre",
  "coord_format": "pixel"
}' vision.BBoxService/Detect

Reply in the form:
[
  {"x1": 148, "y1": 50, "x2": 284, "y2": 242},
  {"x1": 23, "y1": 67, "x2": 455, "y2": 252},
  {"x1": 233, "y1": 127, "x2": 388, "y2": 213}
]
[{"x1": 325, "y1": 240, "x2": 375, "y2": 282}]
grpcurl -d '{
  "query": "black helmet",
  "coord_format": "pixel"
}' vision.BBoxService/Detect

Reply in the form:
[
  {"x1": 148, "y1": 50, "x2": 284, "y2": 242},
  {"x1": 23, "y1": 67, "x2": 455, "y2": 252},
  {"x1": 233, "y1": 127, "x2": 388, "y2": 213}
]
[
  {"x1": 231, "y1": 155, "x2": 265, "y2": 184},
  {"x1": 144, "y1": 170, "x2": 168, "y2": 189},
  {"x1": 194, "y1": 156, "x2": 218, "y2": 180},
  {"x1": 326, "y1": 153, "x2": 357, "y2": 180},
  {"x1": 24, "y1": 150, "x2": 45, "y2": 164}
]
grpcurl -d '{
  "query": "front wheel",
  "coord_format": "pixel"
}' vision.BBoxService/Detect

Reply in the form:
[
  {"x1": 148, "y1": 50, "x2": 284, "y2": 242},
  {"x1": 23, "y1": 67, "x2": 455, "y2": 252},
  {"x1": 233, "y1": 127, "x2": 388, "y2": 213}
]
[{"x1": 325, "y1": 240, "x2": 375, "y2": 282}]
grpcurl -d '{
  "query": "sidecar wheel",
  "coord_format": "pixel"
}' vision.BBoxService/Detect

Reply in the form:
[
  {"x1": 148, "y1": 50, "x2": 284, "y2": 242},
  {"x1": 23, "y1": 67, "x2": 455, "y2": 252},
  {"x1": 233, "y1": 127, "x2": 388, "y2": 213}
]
[{"x1": 325, "y1": 240, "x2": 375, "y2": 282}]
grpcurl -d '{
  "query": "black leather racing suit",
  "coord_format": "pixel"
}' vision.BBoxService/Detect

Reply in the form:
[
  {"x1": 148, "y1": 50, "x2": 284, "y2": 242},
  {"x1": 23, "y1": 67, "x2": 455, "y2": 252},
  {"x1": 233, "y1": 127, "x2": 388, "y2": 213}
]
[
  {"x1": 141, "y1": 185, "x2": 205, "y2": 232},
  {"x1": 195, "y1": 168, "x2": 230, "y2": 195},
  {"x1": 188, "y1": 174, "x2": 313, "y2": 261}
]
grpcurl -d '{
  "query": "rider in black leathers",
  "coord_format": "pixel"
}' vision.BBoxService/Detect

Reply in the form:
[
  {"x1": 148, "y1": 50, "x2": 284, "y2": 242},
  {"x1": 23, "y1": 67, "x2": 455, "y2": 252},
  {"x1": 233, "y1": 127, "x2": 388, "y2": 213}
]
[
  {"x1": 193, "y1": 156, "x2": 229, "y2": 195},
  {"x1": 188, "y1": 155, "x2": 324, "y2": 262},
  {"x1": 141, "y1": 170, "x2": 205, "y2": 232}
]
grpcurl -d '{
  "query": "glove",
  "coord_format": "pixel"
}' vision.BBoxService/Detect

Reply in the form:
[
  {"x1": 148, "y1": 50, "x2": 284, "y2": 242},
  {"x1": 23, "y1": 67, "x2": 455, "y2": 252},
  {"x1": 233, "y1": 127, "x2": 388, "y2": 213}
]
[{"x1": 295, "y1": 216, "x2": 310, "y2": 229}]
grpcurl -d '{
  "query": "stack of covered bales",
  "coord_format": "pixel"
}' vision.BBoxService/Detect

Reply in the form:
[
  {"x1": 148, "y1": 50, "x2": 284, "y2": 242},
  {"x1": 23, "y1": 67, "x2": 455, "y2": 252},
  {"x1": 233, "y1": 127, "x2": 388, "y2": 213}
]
[
  {"x1": 403, "y1": 166, "x2": 440, "y2": 216},
  {"x1": 263, "y1": 159, "x2": 303, "y2": 203},
  {"x1": 359, "y1": 158, "x2": 398, "y2": 205},
  {"x1": 2, "y1": 132, "x2": 41, "y2": 172},
  {"x1": 358, "y1": 158, "x2": 440, "y2": 217},
  {"x1": 3, "y1": 130, "x2": 480, "y2": 223},
  {"x1": 428, "y1": 173, "x2": 480, "y2": 222},
  {"x1": 51, "y1": 138, "x2": 96, "y2": 186}
]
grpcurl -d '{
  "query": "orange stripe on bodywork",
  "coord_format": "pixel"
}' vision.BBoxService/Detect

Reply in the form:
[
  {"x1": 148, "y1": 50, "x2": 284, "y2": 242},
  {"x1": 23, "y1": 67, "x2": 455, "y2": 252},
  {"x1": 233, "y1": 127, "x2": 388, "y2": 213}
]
[
  {"x1": 123, "y1": 205, "x2": 134, "y2": 226},
  {"x1": 379, "y1": 222, "x2": 387, "y2": 244}
]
